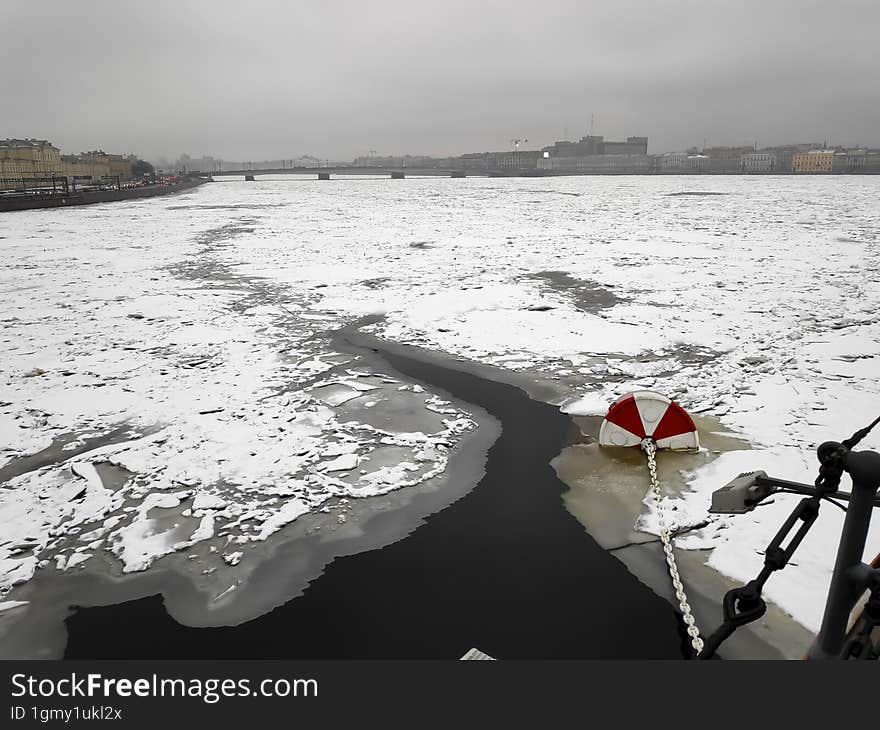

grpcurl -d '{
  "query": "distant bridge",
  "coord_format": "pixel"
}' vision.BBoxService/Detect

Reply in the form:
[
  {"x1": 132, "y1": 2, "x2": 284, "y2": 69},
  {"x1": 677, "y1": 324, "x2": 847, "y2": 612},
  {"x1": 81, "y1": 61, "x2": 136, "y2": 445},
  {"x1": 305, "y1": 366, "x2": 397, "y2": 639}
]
[{"x1": 207, "y1": 166, "x2": 551, "y2": 179}]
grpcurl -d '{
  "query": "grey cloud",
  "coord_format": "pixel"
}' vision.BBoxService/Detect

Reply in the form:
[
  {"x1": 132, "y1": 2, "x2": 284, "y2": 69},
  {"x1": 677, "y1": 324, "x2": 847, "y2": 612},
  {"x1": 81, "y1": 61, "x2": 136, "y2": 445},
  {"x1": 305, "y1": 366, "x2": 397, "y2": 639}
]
[{"x1": 2, "y1": 0, "x2": 878, "y2": 160}]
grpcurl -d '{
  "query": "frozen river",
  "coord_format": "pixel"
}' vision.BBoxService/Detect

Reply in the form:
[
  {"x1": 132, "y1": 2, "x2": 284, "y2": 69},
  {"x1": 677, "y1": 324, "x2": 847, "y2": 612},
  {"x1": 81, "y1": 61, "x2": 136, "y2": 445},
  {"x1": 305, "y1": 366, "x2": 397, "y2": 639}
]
[{"x1": 1, "y1": 174, "x2": 879, "y2": 653}]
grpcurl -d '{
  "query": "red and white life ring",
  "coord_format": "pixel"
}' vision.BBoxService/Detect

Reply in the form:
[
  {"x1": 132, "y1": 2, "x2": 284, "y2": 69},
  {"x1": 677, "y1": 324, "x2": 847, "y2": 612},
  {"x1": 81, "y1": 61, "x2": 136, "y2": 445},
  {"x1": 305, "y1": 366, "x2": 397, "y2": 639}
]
[{"x1": 598, "y1": 390, "x2": 699, "y2": 452}]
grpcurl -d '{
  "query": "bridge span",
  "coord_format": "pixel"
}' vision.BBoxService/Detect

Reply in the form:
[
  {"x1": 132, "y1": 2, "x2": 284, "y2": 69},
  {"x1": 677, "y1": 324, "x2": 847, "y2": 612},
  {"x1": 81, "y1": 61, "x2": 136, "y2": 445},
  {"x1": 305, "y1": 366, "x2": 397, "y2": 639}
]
[{"x1": 208, "y1": 166, "x2": 549, "y2": 180}]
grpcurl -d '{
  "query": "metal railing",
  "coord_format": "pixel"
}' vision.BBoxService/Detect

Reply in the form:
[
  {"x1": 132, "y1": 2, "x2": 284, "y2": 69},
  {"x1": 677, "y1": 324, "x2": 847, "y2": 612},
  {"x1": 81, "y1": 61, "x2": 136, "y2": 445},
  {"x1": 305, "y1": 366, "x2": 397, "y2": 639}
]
[{"x1": 705, "y1": 418, "x2": 880, "y2": 659}]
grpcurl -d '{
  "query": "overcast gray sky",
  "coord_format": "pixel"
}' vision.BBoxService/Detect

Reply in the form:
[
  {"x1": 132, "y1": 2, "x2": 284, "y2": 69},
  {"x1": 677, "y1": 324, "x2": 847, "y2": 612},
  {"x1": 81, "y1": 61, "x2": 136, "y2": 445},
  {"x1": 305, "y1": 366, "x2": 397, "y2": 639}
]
[{"x1": 3, "y1": 0, "x2": 879, "y2": 161}]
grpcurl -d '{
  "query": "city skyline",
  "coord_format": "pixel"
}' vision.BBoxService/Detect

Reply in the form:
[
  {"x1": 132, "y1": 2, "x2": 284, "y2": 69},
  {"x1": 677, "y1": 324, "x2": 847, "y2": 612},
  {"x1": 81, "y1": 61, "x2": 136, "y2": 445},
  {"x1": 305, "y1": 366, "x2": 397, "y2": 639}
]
[
  {"x1": 5, "y1": 129, "x2": 878, "y2": 171},
  {"x1": 149, "y1": 134, "x2": 874, "y2": 169},
  {"x1": 5, "y1": 134, "x2": 879, "y2": 179}
]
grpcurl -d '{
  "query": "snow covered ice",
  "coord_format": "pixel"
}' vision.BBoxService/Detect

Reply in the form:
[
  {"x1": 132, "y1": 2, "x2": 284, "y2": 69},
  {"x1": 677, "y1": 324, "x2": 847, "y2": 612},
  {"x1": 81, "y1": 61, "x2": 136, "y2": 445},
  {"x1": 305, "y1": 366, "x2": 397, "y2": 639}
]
[
  {"x1": 0, "y1": 194, "x2": 475, "y2": 600},
  {"x1": 1, "y1": 173, "x2": 879, "y2": 634}
]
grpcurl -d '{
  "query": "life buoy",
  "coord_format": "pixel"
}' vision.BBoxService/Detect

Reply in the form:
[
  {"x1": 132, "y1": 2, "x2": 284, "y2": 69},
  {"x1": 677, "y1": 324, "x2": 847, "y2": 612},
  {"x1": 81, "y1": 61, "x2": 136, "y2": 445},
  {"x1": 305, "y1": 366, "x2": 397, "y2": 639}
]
[{"x1": 598, "y1": 390, "x2": 699, "y2": 451}]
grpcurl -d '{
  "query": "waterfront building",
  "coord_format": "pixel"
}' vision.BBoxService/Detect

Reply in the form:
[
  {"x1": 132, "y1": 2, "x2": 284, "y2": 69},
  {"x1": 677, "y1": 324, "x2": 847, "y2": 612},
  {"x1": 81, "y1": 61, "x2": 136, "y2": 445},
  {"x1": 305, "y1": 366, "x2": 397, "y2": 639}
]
[
  {"x1": 705, "y1": 146, "x2": 754, "y2": 159},
  {"x1": 658, "y1": 151, "x2": 688, "y2": 170},
  {"x1": 0, "y1": 139, "x2": 62, "y2": 183},
  {"x1": 742, "y1": 152, "x2": 776, "y2": 172},
  {"x1": 456, "y1": 151, "x2": 540, "y2": 171},
  {"x1": 792, "y1": 150, "x2": 835, "y2": 173},
  {"x1": 762, "y1": 144, "x2": 821, "y2": 173},
  {"x1": 761, "y1": 147, "x2": 793, "y2": 172},
  {"x1": 542, "y1": 136, "x2": 602, "y2": 157},
  {"x1": 706, "y1": 157, "x2": 742, "y2": 173},
  {"x1": 703, "y1": 146, "x2": 751, "y2": 173},
  {"x1": 603, "y1": 137, "x2": 649, "y2": 155},
  {"x1": 537, "y1": 154, "x2": 652, "y2": 173},
  {"x1": 864, "y1": 151, "x2": 880, "y2": 173},
  {"x1": 844, "y1": 149, "x2": 867, "y2": 170},
  {"x1": 494, "y1": 151, "x2": 542, "y2": 170},
  {"x1": 686, "y1": 154, "x2": 710, "y2": 171},
  {"x1": 541, "y1": 135, "x2": 648, "y2": 158},
  {"x1": 61, "y1": 155, "x2": 92, "y2": 180},
  {"x1": 832, "y1": 152, "x2": 850, "y2": 173},
  {"x1": 76, "y1": 150, "x2": 133, "y2": 180},
  {"x1": 0, "y1": 139, "x2": 133, "y2": 187},
  {"x1": 457, "y1": 152, "x2": 494, "y2": 170}
]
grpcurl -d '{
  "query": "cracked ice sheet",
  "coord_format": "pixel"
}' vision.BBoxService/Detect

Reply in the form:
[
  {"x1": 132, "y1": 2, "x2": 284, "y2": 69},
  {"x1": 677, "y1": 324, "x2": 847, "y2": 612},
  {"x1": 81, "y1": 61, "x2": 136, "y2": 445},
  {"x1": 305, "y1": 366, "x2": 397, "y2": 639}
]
[
  {"x1": 0, "y1": 391, "x2": 473, "y2": 590},
  {"x1": 216, "y1": 175, "x2": 880, "y2": 630},
  {"x1": 4, "y1": 176, "x2": 880, "y2": 631},
  {"x1": 0, "y1": 198, "x2": 476, "y2": 597}
]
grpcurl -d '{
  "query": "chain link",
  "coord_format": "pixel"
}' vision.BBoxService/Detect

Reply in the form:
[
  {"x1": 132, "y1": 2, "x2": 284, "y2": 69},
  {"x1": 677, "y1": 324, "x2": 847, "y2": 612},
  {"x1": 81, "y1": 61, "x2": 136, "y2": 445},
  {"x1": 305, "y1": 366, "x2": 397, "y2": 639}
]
[{"x1": 642, "y1": 438, "x2": 704, "y2": 656}]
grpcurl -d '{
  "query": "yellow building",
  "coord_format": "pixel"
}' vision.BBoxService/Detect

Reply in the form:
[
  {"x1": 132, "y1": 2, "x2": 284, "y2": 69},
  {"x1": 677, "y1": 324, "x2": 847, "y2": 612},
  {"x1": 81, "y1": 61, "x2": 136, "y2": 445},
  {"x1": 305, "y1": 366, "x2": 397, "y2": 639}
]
[
  {"x1": 1, "y1": 139, "x2": 133, "y2": 188},
  {"x1": 76, "y1": 151, "x2": 133, "y2": 180},
  {"x1": 61, "y1": 155, "x2": 92, "y2": 179},
  {"x1": 0, "y1": 139, "x2": 63, "y2": 184},
  {"x1": 792, "y1": 150, "x2": 835, "y2": 173},
  {"x1": 109, "y1": 154, "x2": 132, "y2": 178}
]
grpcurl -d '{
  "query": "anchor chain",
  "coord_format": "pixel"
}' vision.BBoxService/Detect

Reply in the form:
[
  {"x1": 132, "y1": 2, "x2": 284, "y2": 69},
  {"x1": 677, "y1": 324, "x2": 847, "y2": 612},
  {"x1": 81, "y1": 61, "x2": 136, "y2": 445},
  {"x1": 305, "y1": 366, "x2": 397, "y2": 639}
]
[{"x1": 641, "y1": 438, "x2": 704, "y2": 656}]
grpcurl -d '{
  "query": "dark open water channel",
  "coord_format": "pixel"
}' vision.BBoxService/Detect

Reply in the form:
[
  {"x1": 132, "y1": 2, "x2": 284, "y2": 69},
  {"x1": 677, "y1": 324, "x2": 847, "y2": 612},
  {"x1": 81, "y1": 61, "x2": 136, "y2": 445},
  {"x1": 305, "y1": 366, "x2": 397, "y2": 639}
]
[{"x1": 63, "y1": 340, "x2": 686, "y2": 659}]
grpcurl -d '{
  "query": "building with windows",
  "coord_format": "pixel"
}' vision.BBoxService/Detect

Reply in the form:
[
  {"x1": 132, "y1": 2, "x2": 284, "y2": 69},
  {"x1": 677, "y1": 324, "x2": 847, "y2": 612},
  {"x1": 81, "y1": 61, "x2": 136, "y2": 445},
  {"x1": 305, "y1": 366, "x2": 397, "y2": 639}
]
[
  {"x1": 493, "y1": 151, "x2": 542, "y2": 170},
  {"x1": 0, "y1": 139, "x2": 133, "y2": 187},
  {"x1": 536, "y1": 133, "x2": 650, "y2": 174},
  {"x1": 741, "y1": 152, "x2": 776, "y2": 172},
  {"x1": 657, "y1": 152, "x2": 712, "y2": 172},
  {"x1": 537, "y1": 154, "x2": 652, "y2": 173},
  {"x1": 704, "y1": 146, "x2": 754, "y2": 160},
  {"x1": 845, "y1": 149, "x2": 867, "y2": 170},
  {"x1": 703, "y1": 146, "x2": 752, "y2": 173},
  {"x1": 603, "y1": 137, "x2": 649, "y2": 155},
  {"x1": 0, "y1": 139, "x2": 62, "y2": 183},
  {"x1": 823, "y1": 149, "x2": 870, "y2": 173},
  {"x1": 542, "y1": 135, "x2": 648, "y2": 158},
  {"x1": 456, "y1": 151, "x2": 541, "y2": 171},
  {"x1": 792, "y1": 150, "x2": 835, "y2": 173},
  {"x1": 657, "y1": 152, "x2": 689, "y2": 171},
  {"x1": 706, "y1": 157, "x2": 742, "y2": 173},
  {"x1": 759, "y1": 144, "x2": 820, "y2": 173},
  {"x1": 75, "y1": 151, "x2": 132, "y2": 179},
  {"x1": 831, "y1": 152, "x2": 851, "y2": 173},
  {"x1": 686, "y1": 154, "x2": 710, "y2": 171},
  {"x1": 864, "y1": 151, "x2": 880, "y2": 173}
]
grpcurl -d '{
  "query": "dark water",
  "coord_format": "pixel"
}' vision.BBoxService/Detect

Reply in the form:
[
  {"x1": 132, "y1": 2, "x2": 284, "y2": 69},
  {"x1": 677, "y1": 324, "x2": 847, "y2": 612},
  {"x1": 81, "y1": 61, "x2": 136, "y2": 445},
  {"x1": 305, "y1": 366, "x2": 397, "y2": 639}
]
[
  {"x1": 0, "y1": 425, "x2": 144, "y2": 485},
  {"x1": 529, "y1": 270, "x2": 625, "y2": 313},
  {"x1": 63, "y1": 343, "x2": 686, "y2": 659}
]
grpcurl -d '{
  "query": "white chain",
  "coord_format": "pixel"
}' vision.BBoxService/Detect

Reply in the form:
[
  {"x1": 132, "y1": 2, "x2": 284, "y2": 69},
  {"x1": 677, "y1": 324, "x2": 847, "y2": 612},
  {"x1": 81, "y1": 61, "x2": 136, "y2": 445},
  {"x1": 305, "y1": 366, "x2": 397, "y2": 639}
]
[{"x1": 641, "y1": 438, "x2": 704, "y2": 655}]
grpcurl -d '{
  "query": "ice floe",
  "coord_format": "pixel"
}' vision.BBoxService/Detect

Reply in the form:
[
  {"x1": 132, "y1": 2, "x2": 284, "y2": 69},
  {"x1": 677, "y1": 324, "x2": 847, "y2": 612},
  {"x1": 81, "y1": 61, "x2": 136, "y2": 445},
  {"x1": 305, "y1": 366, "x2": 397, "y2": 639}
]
[
  {"x1": 0, "y1": 197, "x2": 475, "y2": 599},
  {"x1": 3, "y1": 175, "x2": 879, "y2": 633}
]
